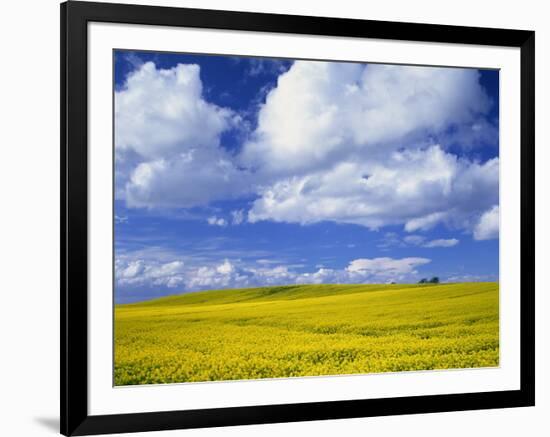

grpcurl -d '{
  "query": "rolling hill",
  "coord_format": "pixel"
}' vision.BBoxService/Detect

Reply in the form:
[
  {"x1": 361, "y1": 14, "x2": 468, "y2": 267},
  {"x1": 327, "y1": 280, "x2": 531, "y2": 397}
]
[{"x1": 115, "y1": 282, "x2": 499, "y2": 385}]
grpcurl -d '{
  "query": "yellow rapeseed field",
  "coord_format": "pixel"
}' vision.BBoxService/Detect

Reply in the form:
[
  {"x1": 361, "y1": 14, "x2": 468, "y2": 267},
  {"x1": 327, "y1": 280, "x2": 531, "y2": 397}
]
[{"x1": 114, "y1": 282, "x2": 499, "y2": 385}]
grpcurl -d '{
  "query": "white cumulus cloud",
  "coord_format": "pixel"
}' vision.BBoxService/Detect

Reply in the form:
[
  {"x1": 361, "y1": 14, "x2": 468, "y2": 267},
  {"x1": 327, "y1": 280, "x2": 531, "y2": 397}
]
[
  {"x1": 115, "y1": 259, "x2": 186, "y2": 288},
  {"x1": 473, "y1": 205, "x2": 499, "y2": 240},
  {"x1": 115, "y1": 62, "x2": 249, "y2": 208},
  {"x1": 241, "y1": 61, "x2": 493, "y2": 176},
  {"x1": 248, "y1": 146, "x2": 498, "y2": 232}
]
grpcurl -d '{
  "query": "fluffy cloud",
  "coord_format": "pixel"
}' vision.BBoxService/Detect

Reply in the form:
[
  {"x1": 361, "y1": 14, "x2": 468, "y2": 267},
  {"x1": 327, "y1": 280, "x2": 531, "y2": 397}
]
[
  {"x1": 185, "y1": 260, "x2": 246, "y2": 290},
  {"x1": 207, "y1": 216, "x2": 227, "y2": 227},
  {"x1": 473, "y1": 205, "x2": 499, "y2": 240},
  {"x1": 248, "y1": 146, "x2": 498, "y2": 232},
  {"x1": 115, "y1": 256, "x2": 431, "y2": 297},
  {"x1": 116, "y1": 62, "x2": 232, "y2": 159},
  {"x1": 115, "y1": 259, "x2": 186, "y2": 288},
  {"x1": 115, "y1": 62, "x2": 249, "y2": 208},
  {"x1": 124, "y1": 152, "x2": 251, "y2": 208},
  {"x1": 206, "y1": 212, "x2": 245, "y2": 227},
  {"x1": 241, "y1": 62, "x2": 498, "y2": 235},
  {"x1": 241, "y1": 62, "x2": 493, "y2": 175}
]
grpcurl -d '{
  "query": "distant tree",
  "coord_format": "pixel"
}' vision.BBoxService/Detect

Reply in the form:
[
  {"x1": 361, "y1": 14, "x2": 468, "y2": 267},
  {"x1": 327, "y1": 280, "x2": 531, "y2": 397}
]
[
  {"x1": 418, "y1": 278, "x2": 428, "y2": 284},
  {"x1": 429, "y1": 276, "x2": 440, "y2": 284}
]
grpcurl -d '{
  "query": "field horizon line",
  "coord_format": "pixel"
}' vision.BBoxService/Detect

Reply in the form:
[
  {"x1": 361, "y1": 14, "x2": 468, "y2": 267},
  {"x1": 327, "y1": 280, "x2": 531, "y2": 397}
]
[{"x1": 116, "y1": 281, "x2": 499, "y2": 306}]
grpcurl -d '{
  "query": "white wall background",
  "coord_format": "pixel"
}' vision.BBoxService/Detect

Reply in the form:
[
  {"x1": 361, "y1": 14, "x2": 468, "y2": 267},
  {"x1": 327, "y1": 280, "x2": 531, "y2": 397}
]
[{"x1": 0, "y1": 0, "x2": 547, "y2": 436}]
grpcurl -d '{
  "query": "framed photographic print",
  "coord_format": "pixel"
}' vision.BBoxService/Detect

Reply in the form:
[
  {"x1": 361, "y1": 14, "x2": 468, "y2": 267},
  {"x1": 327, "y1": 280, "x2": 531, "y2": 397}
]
[{"x1": 61, "y1": 1, "x2": 535, "y2": 435}]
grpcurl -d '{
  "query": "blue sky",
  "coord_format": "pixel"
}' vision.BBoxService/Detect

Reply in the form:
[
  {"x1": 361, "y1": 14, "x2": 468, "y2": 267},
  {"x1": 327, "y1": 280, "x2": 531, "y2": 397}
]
[{"x1": 114, "y1": 50, "x2": 499, "y2": 303}]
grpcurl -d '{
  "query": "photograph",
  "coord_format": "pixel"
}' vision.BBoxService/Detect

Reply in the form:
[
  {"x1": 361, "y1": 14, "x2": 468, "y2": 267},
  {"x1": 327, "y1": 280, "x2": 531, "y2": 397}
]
[{"x1": 113, "y1": 50, "x2": 500, "y2": 386}]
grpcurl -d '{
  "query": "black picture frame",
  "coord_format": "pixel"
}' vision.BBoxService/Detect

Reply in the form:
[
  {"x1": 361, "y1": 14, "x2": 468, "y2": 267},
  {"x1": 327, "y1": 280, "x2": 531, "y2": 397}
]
[{"x1": 61, "y1": 1, "x2": 535, "y2": 435}]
